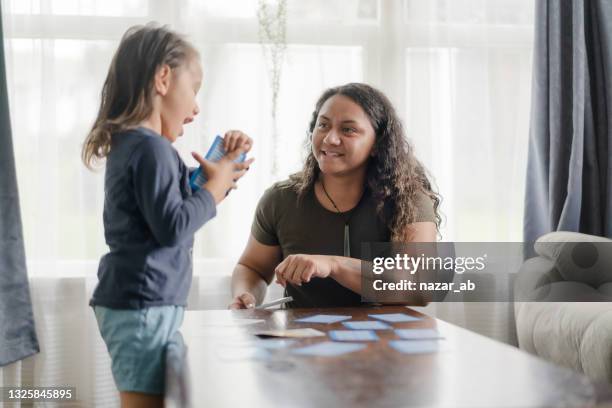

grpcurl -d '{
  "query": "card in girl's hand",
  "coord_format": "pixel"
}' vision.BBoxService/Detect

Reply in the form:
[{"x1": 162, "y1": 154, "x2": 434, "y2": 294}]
[{"x1": 189, "y1": 135, "x2": 247, "y2": 191}]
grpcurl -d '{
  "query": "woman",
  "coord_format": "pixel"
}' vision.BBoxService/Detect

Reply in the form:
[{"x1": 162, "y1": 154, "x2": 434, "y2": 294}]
[{"x1": 230, "y1": 83, "x2": 441, "y2": 309}]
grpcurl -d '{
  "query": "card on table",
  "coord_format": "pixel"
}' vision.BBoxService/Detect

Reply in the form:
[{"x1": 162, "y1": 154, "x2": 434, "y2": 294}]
[
  {"x1": 329, "y1": 330, "x2": 379, "y2": 342},
  {"x1": 388, "y1": 340, "x2": 442, "y2": 354},
  {"x1": 294, "y1": 314, "x2": 352, "y2": 324},
  {"x1": 342, "y1": 320, "x2": 392, "y2": 330},
  {"x1": 254, "y1": 328, "x2": 326, "y2": 338},
  {"x1": 368, "y1": 313, "x2": 421, "y2": 323},
  {"x1": 292, "y1": 341, "x2": 366, "y2": 357},
  {"x1": 394, "y1": 329, "x2": 443, "y2": 340}
]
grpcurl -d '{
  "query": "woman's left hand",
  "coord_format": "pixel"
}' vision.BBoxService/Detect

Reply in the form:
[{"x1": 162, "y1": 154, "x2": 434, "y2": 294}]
[
  {"x1": 275, "y1": 254, "x2": 335, "y2": 287},
  {"x1": 223, "y1": 130, "x2": 253, "y2": 154}
]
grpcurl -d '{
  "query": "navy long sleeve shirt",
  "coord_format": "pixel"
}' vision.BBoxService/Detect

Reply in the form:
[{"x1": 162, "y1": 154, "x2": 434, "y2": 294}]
[{"x1": 90, "y1": 127, "x2": 216, "y2": 309}]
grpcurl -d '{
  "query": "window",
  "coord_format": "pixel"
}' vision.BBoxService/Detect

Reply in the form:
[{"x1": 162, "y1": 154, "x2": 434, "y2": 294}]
[{"x1": 2, "y1": 0, "x2": 534, "y2": 274}]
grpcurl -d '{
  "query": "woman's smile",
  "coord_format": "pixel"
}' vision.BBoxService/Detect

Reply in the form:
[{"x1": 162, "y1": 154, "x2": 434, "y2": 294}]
[{"x1": 321, "y1": 149, "x2": 345, "y2": 158}]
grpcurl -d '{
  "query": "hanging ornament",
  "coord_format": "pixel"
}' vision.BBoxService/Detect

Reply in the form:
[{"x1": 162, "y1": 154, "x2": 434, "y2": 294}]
[{"x1": 257, "y1": 0, "x2": 287, "y2": 176}]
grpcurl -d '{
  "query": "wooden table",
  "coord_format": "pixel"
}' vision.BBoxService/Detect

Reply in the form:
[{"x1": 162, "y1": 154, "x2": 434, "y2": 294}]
[{"x1": 181, "y1": 306, "x2": 612, "y2": 407}]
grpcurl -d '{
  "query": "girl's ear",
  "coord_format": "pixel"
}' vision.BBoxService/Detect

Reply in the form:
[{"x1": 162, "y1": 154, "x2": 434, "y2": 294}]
[{"x1": 154, "y1": 64, "x2": 172, "y2": 96}]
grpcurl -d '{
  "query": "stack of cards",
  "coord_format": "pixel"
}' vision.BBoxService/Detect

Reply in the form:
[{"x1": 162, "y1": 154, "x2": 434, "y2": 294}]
[{"x1": 189, "y1": 135, "x2": 247, "y2": 191}]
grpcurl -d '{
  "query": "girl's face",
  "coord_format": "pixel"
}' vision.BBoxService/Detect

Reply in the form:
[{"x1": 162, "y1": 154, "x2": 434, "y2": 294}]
[
  {"x1": 159, "y1": 56, "x2": 202, "y2": 143},
  {"x1": 312, "y1": 94, "x2": 376, "y2": 177}
]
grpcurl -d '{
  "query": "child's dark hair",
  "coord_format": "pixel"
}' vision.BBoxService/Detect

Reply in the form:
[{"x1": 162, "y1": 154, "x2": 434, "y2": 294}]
[
  {"x1": 289, "y1": 82, "x2": 442, "y2": 240},
  {"x1": 82, "y1": 23, "x2": 198, "y2": 169}
]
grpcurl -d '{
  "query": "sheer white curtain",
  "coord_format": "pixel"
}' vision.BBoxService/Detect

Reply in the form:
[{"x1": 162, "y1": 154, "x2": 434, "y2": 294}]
[
  {"x1": 1, "y1": 0, "x2": 534, "y2": 406},
  {"x1": 399, "y1": 0, "x2": 534, "y2": 345}
]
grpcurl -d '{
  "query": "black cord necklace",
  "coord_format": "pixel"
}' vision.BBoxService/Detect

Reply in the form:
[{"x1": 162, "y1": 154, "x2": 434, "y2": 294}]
[{"x1": 320, "y1": 179, "x2": 365, "y2": 257}]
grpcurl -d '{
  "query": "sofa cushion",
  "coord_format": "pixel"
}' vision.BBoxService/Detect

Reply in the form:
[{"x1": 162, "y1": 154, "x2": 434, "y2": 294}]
[
  {"x1": 515, "y1": 301, "x2": 612, "y2": 382},
  {"x1": 535, "y1": 232, "x2": 612, "y2": 288}
]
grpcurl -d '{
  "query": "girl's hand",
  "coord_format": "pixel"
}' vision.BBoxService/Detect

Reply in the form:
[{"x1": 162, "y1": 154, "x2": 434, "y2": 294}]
[
  {"x1": 223, "y1": 130, "x2": 253, "y2": 154},
  {"x1": 275, "y1": 255, "x2": 336, "y2": 287},
  {"x1": 228, "y1": 292, "x2": 256, "y2": 309},
  {"x1": 192, "y1": 150, "x2": 254, "y2": 204}
]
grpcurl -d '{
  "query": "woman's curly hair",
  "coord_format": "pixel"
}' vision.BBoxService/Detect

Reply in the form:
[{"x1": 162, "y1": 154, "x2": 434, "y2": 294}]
[{"x1": 289, "y1": 83, "x2": 442, "y2": 241}]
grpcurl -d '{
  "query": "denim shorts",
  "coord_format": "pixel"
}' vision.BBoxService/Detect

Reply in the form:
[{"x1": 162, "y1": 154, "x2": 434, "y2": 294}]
[{"x1": 93, "y1": 305, "x2": 185, "y2": 395}]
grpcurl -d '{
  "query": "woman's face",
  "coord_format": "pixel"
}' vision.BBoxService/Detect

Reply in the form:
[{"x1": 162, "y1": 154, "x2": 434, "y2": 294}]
[{"x1": 312, "y1": 94, "x2": 376, "y2": 177}]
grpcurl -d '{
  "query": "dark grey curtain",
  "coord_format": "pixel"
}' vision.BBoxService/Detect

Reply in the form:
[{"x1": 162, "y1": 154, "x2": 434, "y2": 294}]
[
  {"x1": 0, "y1": 5, "x2": 39, "y2": 366},
  {"x1": 524, "y1": 0, "x2": 612, "y2": 243}
]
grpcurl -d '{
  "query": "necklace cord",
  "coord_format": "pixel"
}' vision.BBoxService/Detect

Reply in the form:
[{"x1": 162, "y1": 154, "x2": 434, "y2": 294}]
[
  {"x1": 319, "y1": 179, "x2": 364, "y2": 258},
  {"x1": 319, "y1": 179, "x2": 365, "y2": 225}
]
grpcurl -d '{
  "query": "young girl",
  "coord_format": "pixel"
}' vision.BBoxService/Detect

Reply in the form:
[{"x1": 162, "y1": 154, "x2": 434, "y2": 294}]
[
  {"x1": 82, "y1": 24, "x2": 254, "y2": 407},
  {"x1": 230, "y1": 83, "x2": 439, "y2": 309}
]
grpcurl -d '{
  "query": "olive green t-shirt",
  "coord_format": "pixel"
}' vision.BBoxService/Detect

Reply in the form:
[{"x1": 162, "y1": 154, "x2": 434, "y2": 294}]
[{"x1": 251, "y1": 179, "x2": 435, "y2": 308}]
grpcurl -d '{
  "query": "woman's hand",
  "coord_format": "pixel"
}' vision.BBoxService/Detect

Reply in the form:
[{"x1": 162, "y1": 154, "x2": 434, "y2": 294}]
[
  {"x1": 275, "y1": 254, "x2": 336, "y2": 287},
  {"x1": 223, "y1": 130, "x2": 253, "y2": 154},
  {"x1": 228, "y1": 292, "x2": 257, "y2": 309}
]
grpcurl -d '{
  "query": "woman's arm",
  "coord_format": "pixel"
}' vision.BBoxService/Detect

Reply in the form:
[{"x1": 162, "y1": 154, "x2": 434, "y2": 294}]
[
  {"x1": 332, "y1": 221, "x2": 437, "y2": 293},
  {"x1": 275, "y1": 222, "x2": 438, "y2": 297},
  {"x1": 229, "y1": 234, "x2": 283, "y2": 309}
]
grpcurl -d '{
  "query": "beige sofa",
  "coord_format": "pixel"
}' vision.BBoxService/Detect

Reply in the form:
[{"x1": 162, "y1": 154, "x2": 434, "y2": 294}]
[{"x1": 514, "y1": 232, "x2": 612, "y2": 383}]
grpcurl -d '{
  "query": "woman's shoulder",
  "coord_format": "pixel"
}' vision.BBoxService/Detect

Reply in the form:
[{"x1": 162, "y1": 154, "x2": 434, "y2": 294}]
[
  {"x1": 259, "y1": 178, "x2": 300, "y2": 205},
  {"x1": 253, "y1": 178, "x2": 302, "y2": 228},
  {"x1": 412, "y1": 189, "x2": 437, "y2": 223}
]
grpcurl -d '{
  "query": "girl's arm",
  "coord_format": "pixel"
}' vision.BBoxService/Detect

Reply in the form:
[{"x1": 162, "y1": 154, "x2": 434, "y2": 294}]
[
  {"x1": 131, "y1": 137, "x2": 216, "y2": 246},
  {"x1": 131, "y1": 137, "x2": 249, "y2": 246}
]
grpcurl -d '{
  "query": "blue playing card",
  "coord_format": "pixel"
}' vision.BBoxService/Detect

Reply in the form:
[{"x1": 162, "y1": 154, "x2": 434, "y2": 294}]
[
  {"x1": 294, "y1": 314, "x2": 352, "y2": 324},
  {"x1": 368, "y1": 313, "x2": 421, "y2": 323},
  {"x1": 388, "y1": 340, "x2": 441, "y2": 354},
  {"x1": 292, "y1": 341, "x2": 366, "y2": 356},
  {"x1": 395, "y1": 329, "x2": 443, "y2": 340},
  {"x1": 342, "y1": 320, "x2": 392, "y2": 330},
  {"x1": 394, "y1": 329, "x2": 443, "y2": 340},
  {"x1": 329, "y1": 330, "x2": 379, "y2": 342}
]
